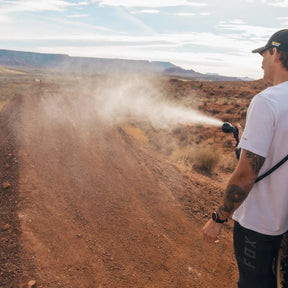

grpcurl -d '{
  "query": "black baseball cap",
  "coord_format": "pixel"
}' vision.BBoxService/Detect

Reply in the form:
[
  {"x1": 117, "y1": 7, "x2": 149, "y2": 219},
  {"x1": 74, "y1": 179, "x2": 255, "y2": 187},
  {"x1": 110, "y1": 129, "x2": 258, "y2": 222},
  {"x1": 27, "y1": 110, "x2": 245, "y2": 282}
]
[{"x1": 252, "y1": 29, "x2": 288, "y2": 54}]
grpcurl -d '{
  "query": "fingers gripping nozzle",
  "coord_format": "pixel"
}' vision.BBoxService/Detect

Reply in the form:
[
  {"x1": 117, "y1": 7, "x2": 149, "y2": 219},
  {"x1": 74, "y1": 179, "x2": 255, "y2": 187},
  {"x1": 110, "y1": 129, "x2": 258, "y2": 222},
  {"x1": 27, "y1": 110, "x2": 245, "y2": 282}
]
[{"x1": 222, "y1": 122, "x2": 241, "y2": 160}]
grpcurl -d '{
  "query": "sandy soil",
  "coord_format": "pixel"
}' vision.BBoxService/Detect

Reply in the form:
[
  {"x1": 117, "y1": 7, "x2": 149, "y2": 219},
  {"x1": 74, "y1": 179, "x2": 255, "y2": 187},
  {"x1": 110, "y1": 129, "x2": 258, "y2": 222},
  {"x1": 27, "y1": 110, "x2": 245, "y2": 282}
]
[{"x1": 0, "y1": 75, "x2": 264, "y2": 288}]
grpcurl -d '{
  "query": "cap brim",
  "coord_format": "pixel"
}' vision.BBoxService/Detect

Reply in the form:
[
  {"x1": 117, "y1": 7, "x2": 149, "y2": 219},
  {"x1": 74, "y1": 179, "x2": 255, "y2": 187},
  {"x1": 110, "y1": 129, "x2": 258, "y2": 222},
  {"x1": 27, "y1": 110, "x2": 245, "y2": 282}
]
[{"x1": 252, "y1": 46, "x2": 267, "y2": 54}]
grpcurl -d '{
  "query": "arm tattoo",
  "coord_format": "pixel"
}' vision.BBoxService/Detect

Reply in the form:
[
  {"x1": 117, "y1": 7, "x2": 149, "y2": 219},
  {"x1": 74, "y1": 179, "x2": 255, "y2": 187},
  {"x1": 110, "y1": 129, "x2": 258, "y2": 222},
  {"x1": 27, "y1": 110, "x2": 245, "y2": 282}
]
[
  {"x1": 218, "y1": 151, "x2": 265, "y2": 217},
  {"x1": 245, "y1": 151, "x2": 265, "y2": 174},
  {"x1": 219, "y1": 184, "x2": 247, "y2": 215}
]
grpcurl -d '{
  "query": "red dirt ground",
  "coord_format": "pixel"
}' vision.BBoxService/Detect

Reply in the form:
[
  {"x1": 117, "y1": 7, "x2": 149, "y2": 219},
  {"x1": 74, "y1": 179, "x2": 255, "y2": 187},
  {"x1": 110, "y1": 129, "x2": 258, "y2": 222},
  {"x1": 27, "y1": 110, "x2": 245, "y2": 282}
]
[{"x1": 0, "y1": 75, "x2": 266, "y2": 288}]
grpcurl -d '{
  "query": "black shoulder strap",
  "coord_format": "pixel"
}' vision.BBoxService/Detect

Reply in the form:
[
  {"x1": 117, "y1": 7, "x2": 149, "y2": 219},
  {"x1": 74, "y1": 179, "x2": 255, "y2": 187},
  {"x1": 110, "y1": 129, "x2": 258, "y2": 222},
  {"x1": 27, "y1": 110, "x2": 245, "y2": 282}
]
[{"x1": 255, "y1": 154, "x2": 288, "y2": 183}]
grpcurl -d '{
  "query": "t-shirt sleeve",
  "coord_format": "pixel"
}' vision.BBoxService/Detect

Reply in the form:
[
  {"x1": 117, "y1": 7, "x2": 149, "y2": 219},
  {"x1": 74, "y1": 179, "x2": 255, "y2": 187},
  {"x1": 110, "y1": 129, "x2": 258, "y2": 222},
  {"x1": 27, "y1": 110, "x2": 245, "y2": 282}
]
[{"x1": 238, "y1": 93, "x2": 276, "y2": 158}]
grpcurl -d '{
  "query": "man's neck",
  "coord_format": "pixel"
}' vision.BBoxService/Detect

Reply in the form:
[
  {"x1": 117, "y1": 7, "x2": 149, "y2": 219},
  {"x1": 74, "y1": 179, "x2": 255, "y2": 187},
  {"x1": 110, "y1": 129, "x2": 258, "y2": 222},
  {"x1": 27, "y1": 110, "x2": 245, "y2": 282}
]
[{"x1": 272, "y1": 68, "x2": 288, "y2": 86}]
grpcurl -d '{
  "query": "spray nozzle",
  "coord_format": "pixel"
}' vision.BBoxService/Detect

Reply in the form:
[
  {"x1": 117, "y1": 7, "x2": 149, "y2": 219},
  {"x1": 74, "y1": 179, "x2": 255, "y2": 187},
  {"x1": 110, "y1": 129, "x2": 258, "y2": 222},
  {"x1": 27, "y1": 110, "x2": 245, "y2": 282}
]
[
  {"x1": 222, "y1": 122, "x2": 237, "y2": 133},
  {"x1": 222, "y1": 122, "x2": 239, "y2": 144}
]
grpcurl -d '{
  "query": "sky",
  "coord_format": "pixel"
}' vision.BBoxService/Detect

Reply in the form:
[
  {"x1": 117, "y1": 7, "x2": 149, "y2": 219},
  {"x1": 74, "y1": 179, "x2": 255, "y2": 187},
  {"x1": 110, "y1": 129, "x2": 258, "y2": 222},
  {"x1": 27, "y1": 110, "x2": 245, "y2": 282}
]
[{"x1": 0, "y1": 0, "x2": 287, "y2": 79}]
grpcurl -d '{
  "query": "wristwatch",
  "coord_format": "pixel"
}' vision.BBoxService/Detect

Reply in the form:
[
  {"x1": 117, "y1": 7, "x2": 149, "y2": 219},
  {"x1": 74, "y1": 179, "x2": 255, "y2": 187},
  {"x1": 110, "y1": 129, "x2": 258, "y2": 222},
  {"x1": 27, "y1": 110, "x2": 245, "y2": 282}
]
[{"x1": 212, "y1": 211, "x2": 228, "y2": 223}]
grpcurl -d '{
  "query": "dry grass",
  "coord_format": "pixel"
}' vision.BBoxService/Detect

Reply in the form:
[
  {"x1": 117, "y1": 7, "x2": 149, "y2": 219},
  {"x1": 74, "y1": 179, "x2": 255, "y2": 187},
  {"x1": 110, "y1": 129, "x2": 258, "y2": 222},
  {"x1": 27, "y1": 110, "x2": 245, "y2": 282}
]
[
  {"x1": 172, "y1": 144, "x2": 221, "y2": 174},
  {"x1": 0, "y1": 99, "x2": 9, "y2": 112},
  {"x1": 171, "y1": 146, "x2": 194, "y2": 167},
  {"x1": 192, "y1": 145, "x2": 221, "y2": 173},
  {"x1": 219, "y1": 153, "x2": 238, "y2": 172},
  {"x1": 123, "y1": 125, "x2": 148, "y2": 144}
]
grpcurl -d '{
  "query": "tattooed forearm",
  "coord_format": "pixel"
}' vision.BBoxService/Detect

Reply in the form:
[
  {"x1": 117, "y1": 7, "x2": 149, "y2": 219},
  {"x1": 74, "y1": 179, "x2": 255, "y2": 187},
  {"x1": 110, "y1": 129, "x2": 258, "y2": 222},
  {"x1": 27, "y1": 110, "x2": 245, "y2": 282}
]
[
  {"x1": 217, "y1": 150, "x2": 265, "y2": 218},
  {"x1": 245, "y1": 151, "x2": 265, "y2": 174},
  {"x1": 219, "y1": 184, "x2": 247, "y2": 216}
]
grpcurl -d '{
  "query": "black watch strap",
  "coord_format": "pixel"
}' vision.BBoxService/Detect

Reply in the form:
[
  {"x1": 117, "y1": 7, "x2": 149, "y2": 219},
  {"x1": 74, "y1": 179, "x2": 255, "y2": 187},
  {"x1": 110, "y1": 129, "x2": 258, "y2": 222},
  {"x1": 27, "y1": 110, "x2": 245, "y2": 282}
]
[{"x1": 212, "y1": 211, "x2": 228, "y2": 223}]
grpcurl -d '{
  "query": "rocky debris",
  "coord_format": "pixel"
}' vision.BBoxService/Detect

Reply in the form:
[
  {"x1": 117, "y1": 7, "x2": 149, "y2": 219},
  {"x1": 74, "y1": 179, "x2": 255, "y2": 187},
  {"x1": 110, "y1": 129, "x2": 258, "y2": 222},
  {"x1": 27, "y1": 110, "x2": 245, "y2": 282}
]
[
  {"x1": 2, "y1": 181, "x2": 11, "y2": 189},
  {"x1": 28, "y1": 280, "x2": 37, "y2": 288},
  {"x1": 2, "y1": 224, "x2": 10, "y2": 231}
]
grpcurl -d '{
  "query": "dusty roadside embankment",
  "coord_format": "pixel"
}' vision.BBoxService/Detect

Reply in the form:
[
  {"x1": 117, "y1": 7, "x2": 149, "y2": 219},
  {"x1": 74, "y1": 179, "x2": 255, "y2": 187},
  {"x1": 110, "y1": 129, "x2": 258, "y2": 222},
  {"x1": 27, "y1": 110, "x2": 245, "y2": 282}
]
[
  {"x1": 0, "y1": 96, "x2": 22, "y2": 286},
  {"x1": 1, "y1": 77, "x2": 238, "y2": 287}
]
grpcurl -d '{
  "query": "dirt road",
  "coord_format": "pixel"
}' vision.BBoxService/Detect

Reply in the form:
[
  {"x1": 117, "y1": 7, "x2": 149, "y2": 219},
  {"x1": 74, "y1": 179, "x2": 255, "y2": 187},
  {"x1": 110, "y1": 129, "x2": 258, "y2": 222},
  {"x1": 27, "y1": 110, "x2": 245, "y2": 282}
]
[{"x1": 0, "y1": 79, "x2": 237, "y2": 287}]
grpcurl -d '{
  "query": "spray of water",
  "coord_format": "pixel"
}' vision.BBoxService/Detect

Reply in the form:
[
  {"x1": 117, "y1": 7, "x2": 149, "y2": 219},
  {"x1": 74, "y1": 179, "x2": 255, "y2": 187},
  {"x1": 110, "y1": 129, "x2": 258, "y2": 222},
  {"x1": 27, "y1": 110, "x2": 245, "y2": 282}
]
[
  {"x1": 94, "y1": 75, "x2": 222, "y2": 130},
  {"x1": 37, "y1": 74, "x2": 222, "y2": 133}
]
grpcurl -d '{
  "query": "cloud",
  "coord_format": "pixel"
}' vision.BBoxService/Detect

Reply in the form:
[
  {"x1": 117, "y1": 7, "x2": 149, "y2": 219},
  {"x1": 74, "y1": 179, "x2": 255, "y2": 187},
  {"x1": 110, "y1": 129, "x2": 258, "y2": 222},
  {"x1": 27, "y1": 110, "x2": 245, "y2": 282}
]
[
  {"x1": 217, "y1": 21, "x2": 277, "y2": 39},
  {"x1": 67, "y1": 14, "x2": 89, "y2": 18},
  {"x1": 0, "y1": 0, "x2": 89, "y2": 16},
  {"x1": 0, "y1": 0, "x2": 88, "y2": 23},
  {"x1": 115, "y1": 7, "x2": 156, "y2": 34},
  {"x1": 0, "y1": 13, "x2": 12, "y2": 23},
  {"x1": 0, "y1": 0, "x2": 280, "y2": 79},
  {"x1": 267, "y1": 0, "x2": 288, "y2": 7},
  {"x1": 277, "y1": 16, "x2": 288, "y2": 25},
  {"x1": 91, "y1": 0, "x2": 207, "y2": 8},
  {"x1": 130, "y1": 9, "x2": 160, "y2": 14},
  {"x1": 30, "y1": 30, "x2": 251, "y2": 58},
  {"x1": 170, "y1": 12, "x2": 196, "y2": 16}
]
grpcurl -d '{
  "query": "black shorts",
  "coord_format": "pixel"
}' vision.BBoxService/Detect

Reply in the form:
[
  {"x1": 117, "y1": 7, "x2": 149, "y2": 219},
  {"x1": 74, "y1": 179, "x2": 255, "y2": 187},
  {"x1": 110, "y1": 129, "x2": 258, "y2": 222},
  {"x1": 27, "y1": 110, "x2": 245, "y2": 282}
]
[{"x1": 233, "y1": 221, "x2": 283, "y2": 288}]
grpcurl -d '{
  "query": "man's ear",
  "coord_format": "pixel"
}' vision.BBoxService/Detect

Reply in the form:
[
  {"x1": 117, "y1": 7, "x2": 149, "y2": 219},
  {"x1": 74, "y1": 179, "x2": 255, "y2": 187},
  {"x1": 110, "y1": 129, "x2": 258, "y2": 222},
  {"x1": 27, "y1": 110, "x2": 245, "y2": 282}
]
[{"x1": 272, "y1": 47, "x2": 281, "y2": 63}]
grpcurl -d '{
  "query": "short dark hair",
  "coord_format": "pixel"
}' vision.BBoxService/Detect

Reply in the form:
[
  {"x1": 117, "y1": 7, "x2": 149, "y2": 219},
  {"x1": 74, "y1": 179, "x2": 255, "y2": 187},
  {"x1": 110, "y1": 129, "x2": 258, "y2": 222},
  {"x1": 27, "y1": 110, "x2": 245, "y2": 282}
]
[
  {"x1": 279, "y1": 50, "x2": 288, "y2": 71},
  {"x1": 269, "y1": 48, "x2": 288, "y2": 71}
]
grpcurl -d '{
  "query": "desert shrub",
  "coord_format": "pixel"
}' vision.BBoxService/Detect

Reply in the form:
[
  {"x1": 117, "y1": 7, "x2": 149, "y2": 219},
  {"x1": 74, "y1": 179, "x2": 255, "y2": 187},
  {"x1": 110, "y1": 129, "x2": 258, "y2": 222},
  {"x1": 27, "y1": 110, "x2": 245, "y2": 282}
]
[
  {"x1": 192, "y1": 145, "x2": 220, "y2": 174},
  {"x1": 150, "y1": 132, "x2": 177, "y2": 155},
  {"x1": 220, "y1": 153, "x2": 238, "y2": 172},
  {"x1": 173, "y1": 127, "x2": 194, "y2": 146},
  {"x1": 210, "y1": 109, "x2": 220, "y2": 115},
  {"x1": 172, "y1": 147, "x2": 194, "y2": 167}
]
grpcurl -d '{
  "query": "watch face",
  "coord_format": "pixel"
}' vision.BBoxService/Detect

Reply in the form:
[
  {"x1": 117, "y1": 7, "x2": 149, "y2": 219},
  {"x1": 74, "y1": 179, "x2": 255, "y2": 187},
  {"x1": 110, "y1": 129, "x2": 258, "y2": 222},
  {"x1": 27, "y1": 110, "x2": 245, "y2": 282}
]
[
  {"x1": 212, "y1": 211, "x2": 227, "y2": 223},
  {"x1": 212, "y1": 211, "x2": 218, "y2": 221}
]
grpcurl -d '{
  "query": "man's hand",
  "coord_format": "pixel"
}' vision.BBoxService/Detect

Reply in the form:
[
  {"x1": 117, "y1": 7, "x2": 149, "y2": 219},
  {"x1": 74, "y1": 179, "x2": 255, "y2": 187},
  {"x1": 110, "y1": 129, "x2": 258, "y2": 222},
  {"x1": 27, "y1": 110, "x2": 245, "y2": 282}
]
[
  {"x1": 231, "y1": 123, "x2": 243, "y2": 147},
  {"x1": 202, "y1": 219, "x2": 223, "y2": 243}
]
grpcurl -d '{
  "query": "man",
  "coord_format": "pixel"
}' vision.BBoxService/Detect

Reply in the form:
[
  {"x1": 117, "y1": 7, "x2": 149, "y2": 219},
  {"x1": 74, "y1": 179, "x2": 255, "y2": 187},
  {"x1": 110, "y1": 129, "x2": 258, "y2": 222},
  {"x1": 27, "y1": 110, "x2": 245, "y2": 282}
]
[{"x1": 202, "y1": 29, "x2": 288, "y2": 288}]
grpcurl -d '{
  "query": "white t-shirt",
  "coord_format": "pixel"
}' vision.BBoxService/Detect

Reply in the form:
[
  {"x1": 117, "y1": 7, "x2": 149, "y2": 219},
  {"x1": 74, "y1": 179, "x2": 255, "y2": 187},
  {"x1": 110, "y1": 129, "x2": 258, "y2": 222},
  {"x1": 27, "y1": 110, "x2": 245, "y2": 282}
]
[{"x1": 233, "y1": 81, "x2": 288, "y2": 236}]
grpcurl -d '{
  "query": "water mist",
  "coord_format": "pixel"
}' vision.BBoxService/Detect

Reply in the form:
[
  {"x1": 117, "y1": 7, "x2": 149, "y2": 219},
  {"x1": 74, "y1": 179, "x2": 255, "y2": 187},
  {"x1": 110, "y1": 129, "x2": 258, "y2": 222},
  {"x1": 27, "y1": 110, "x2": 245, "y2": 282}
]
[{"x1": 94, "y1": 75, "x2": 222, "y2": 130}]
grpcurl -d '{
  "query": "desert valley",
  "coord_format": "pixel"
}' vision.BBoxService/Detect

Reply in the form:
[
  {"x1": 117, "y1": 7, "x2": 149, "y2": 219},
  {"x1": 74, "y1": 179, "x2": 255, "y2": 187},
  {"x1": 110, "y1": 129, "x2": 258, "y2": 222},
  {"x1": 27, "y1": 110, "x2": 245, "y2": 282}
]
[{"x1": 0, "y1": 65, "x2": 270, "y2": 287}]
